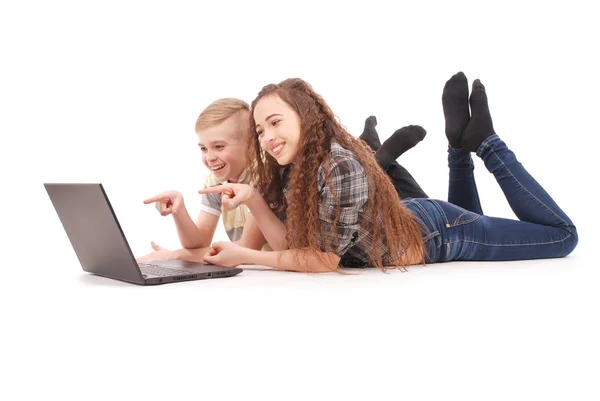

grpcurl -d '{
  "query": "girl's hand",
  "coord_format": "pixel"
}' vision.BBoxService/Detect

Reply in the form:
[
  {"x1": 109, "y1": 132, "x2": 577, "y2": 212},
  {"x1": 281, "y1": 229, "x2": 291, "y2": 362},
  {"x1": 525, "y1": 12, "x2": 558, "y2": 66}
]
[
  {"x1": 198, "y1": 183, "x2": 255, "y2": 211},
  {"x1": 203, "y1": 242, "x2": 250, "y2": 267}
]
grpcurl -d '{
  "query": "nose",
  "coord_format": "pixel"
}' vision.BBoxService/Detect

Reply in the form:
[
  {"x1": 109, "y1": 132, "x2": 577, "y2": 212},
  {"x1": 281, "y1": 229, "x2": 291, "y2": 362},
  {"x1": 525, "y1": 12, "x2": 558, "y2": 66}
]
[
  {"x1": 206, "y1": 149, "x2": 218, "y2": 161},
  {"x1": 261, "y1": 129, "x2": 276, "y2": 147}
]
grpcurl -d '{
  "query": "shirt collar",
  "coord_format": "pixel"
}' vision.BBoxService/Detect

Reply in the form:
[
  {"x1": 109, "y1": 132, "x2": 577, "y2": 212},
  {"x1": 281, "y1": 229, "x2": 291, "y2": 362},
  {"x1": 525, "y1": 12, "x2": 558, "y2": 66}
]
[{"x1": 220, "y1": 168, "x2": 249, "y2": 185}]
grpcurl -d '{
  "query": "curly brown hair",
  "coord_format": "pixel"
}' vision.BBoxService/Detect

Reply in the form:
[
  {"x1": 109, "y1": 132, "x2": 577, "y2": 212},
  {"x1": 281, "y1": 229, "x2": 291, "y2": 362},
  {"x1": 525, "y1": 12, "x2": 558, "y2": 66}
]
[{"x1": 247, "y1": 78, "x2": 425, "y2": 270}]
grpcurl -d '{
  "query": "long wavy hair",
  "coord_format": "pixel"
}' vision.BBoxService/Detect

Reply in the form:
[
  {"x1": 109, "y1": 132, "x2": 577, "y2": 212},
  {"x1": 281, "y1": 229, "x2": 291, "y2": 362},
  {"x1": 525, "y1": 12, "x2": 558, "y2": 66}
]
[{"x1": 247, "y1": 78, "x2": 424, "y2": 271}]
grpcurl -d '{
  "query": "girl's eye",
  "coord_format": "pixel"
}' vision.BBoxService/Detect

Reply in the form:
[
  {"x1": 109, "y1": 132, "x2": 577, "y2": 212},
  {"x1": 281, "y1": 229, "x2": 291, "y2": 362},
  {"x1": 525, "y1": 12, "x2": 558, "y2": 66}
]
[
  {"x1": 271, "y1": 119, "x2": 280, "y2": 126},
  {"x1": 257, "y1": 130, "x2": 264, "y2": 136},
  {"x1": 200, "y1": 147, "x2": 207, "y2": 152}
]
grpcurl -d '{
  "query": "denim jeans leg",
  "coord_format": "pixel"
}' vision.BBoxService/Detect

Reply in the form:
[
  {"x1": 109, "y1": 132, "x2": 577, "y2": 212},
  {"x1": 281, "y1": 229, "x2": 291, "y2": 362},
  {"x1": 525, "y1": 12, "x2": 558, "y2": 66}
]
[
  {"x1": 405, "y1": 137, "x2": 577, "y2": 262},
  {"x1": 432, "y1": 133, "x2": 581, "y2": 260},
  {"x1": 477, "y1": 134, "x2": 576, "y2": 232},
  {"x1": 432, "y1": 199, "x2": 578, "y2": 261},
  {"x1": 447, "y1": 146, "x2": 483, "y2": 214}
]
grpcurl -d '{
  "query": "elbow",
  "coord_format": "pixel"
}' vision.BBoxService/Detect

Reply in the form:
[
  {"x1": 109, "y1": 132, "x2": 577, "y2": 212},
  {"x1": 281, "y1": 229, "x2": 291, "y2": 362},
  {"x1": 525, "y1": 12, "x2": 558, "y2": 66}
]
[
  {"x1": 310, "y1": 252, "x2": 341, "y2": 273},
  {"x1": 182, "y1": 239, "x2": 211, "y2": 249},
  {"x1": 272, "y1": 236, "x2": 289, "y2": 251},
  {"x1": 270, "y1": 240, "x2": 289, "y2": 252}
]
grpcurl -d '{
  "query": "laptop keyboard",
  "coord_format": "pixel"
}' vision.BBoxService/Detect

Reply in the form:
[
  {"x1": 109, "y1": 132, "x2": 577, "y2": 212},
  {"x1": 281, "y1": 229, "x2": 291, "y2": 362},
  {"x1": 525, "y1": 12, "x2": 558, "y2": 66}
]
[{"x1": 138, "y1": 263, "x2": 196, "y2": 277}]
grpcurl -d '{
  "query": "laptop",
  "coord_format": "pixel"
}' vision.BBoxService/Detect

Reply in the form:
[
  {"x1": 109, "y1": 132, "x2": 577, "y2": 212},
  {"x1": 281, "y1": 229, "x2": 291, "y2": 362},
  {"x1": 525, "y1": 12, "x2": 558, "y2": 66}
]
[{"x1": 44, "y1": 183, "x2": 242, "y2": 285}]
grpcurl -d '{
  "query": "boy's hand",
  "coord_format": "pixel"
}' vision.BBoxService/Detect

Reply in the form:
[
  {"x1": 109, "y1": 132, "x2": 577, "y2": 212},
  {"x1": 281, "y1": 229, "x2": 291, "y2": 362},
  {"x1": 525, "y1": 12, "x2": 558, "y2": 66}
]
[
  {"x1": 198, "y1": 183, "x2": 255, "y2": 211},
  {"x1": 136, "y1": 241, "x2": 179, "y2": 262},
  {"x1": 143, "y1": 190, "x2": 184, "y2": 216}
]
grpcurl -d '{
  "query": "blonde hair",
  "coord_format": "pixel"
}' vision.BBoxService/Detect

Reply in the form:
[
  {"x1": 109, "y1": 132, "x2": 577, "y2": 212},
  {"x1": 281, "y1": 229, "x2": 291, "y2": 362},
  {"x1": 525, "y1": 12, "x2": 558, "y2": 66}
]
[{"x1": 195, "y1": 98, "x2": 250, "y2": 135}]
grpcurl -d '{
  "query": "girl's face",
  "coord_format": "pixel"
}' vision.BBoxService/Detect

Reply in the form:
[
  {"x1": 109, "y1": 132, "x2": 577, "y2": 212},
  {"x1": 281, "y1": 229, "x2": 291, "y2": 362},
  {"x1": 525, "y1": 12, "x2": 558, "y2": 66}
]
[
  {"x1": 196, "y1": 114, "x2": 248, "y2": 183},
  {"x1": 254, "y1": 95, "x2": 302, "y2": 165}
]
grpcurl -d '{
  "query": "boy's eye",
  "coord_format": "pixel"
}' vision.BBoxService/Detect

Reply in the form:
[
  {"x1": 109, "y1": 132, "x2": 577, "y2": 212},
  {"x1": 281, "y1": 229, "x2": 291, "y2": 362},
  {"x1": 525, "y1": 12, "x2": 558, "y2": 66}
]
[
  {"x1": 200, "y1": 147, "x2": 207, "y2": 152},
  {"x1": 216, "y1": 145, "x2": 224, "y2": 149}
]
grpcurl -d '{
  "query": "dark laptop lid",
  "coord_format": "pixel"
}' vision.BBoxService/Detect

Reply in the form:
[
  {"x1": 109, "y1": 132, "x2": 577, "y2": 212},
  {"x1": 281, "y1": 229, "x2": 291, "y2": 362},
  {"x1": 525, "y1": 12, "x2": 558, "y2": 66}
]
[{"x1": 44, "y1": 183, "x2": 145, "y2": 284}]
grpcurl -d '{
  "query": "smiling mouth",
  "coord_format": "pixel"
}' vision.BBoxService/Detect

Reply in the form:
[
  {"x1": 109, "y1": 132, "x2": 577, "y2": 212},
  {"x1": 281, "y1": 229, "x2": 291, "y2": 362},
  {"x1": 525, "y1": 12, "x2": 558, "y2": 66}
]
[
  {"x1": 271, "y1": 143, "x2": 285, "y2": 156},
  {"x1": 210, "y1": 164, "x2": 226, "y2": 172}
]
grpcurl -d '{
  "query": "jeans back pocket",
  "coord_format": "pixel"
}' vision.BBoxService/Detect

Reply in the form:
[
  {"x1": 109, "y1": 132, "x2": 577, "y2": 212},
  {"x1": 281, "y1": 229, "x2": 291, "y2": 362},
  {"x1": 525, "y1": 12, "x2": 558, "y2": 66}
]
[{"x1": 428, "y1": 199, "x2": 481, "y2": 228}]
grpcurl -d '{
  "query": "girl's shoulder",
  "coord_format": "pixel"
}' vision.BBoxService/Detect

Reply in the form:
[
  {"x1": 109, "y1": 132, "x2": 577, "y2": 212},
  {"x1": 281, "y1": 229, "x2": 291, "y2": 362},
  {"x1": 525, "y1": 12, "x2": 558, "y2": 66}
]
[
  {"x1": 320, "y1": 141, "x2": 365, "y2": 175},
  {"x1": 318, "y1": 141, "x2": 367, "y2": 191}
]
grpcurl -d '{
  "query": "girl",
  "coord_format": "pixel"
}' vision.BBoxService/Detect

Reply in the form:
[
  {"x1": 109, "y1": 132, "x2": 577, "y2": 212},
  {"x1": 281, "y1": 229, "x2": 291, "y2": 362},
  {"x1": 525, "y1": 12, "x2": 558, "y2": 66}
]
[
  {"x1": 138, "y1": 98, "x2": 427, "y2": 264},
  {"x1": 199, "y1": 74, "x2": 578, "y2": 272}
]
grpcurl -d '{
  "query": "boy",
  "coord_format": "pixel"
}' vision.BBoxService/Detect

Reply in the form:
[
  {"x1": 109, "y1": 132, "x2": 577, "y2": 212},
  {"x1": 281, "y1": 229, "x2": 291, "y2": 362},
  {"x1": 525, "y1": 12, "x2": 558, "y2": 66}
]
[{"x1": 139, "y1": 98, "x2": 266, "y2": 262}]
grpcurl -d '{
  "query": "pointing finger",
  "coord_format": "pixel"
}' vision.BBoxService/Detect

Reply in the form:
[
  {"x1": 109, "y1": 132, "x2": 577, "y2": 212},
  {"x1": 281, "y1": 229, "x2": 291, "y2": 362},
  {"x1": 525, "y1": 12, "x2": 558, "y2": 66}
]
[
  {"x1": 144, "y1": 193, "x2": 167, "y2": 204},
  {"x1": 198, "y1": 184, "x2": 231, "y2": 195}
]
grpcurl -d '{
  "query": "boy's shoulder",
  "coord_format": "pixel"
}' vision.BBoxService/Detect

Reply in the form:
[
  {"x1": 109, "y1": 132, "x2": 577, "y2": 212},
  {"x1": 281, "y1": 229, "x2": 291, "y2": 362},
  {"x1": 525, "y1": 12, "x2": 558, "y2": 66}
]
[{"x1": 204, "y1": 173, "x2": 220, "y2": 188}]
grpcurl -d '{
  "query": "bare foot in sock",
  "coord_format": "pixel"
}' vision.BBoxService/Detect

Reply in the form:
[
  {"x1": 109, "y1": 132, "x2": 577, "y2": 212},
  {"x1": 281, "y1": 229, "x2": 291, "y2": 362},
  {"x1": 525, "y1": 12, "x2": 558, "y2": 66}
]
[
  {"x1": 442, "y1": 71, "x2": 470, "y2": 149},
  {"x1": 359, "y1": 115, "x2": 381, "y2": 151},
  {"x1": 461, "y1": 79, "x2": 495, "y2": 152},
  {"x1": 375, "y1": 125, "x2": 427, "y2": 169}
]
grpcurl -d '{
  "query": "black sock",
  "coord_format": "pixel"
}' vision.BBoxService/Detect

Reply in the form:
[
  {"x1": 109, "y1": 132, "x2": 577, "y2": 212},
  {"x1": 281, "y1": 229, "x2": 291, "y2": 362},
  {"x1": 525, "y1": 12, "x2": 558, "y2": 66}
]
[
  {"x1": 375, "y1": 125, "x2": 426, "y2": 169},
  {"x1": 359, "y1": 115, "x2": 381, "y2": 151},
  {"x1": 461, "y1": 79, "x2": 495, "y2": 152},
  {"x1": 442, "y1": 71, "x2": 470, "y2": 149}
]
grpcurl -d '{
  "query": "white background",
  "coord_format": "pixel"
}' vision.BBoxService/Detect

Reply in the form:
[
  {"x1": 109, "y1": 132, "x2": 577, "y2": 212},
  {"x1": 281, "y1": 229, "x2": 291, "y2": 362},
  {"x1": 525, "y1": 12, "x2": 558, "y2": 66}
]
[{"x1": 2, "y1": 1, "x2": 599, "y2": 400}]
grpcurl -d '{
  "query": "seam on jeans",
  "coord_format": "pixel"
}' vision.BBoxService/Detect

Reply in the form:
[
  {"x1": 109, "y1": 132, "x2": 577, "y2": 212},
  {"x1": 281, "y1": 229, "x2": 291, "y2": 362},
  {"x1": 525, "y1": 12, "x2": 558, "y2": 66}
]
[
  {"x1": 445, "y1": 242, "x2": 452, "y2": 262},
  {"x1": 428, "y1": 199, "x2": 483, "y2": 229},
  {"x1": 431, "y1": 199, "x2": 481, "y2": 227},
  {"x1": 422, "y1": 231, "x2": 439, "y2": 242},
  {"x1": 448, "y1": 232, "x2": 574, "y2": 247},
  {"x1": 428, "y1": 199, "x2": 450, "y2": 226},
  {"x1": 410, "y1": 200, "x2": 437, "y2": 231},
  {"x1": 452, "y1": 211, "x2": 481, "y2": 226},
  {"x1": 488, "y1": 148, "x2": 570, "y2": 228},
  {"x1": 408, "y1": 200, "x2": 441, "y2": 247},
  {"x1": 454, "y1": 211, "x2": 468, "y2": 225}
]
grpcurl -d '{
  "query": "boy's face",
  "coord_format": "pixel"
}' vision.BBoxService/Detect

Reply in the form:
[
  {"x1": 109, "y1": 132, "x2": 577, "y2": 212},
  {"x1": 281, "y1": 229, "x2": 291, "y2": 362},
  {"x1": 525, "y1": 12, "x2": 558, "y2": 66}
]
[{"x1": 197, "y1": 114, "x2": 248, "y2": 183}]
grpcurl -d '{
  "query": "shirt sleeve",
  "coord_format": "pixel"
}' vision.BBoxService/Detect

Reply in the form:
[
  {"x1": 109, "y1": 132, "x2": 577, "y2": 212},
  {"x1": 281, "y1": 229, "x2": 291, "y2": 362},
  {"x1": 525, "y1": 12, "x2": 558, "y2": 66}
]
[
  {"x1": 317, "y1": 157, "x2": 369, "y2": 256},
  {"x1": 199, "y1": 177, "x2": 222, "y2": 216}
]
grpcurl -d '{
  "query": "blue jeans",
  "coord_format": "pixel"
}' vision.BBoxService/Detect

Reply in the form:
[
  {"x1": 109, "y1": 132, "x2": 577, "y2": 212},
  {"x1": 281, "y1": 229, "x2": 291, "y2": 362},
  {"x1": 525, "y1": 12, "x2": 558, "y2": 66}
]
[{"x1": 402, "y1": 134, "x2": 578, "y2": 262}]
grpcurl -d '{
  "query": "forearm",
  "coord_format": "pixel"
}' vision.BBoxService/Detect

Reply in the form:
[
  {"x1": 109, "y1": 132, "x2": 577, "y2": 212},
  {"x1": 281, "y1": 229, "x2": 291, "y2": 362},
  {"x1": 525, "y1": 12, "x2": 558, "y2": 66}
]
[
  {"x1": 175, "y1": 247, "x2": 213, "y2": 263},
  {"x1": 234, "y1": 238, "x2": 265, "y2": 251},
  {"x1": 245, "y1": 248, "x2": 340, "y2": 273},
  {"x1": 244, "y1": 192, "x2": 288, "y2": 251},
  {"x1": 172, "y1": 207, "x2": 207, "y2": 248}
]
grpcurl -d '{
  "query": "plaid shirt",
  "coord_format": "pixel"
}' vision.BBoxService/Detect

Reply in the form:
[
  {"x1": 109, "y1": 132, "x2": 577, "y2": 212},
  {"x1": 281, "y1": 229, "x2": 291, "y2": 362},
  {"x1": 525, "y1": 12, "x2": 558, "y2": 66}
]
[{"x1": 282, "y1": 141, "x2": 391, "y2": 267}]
